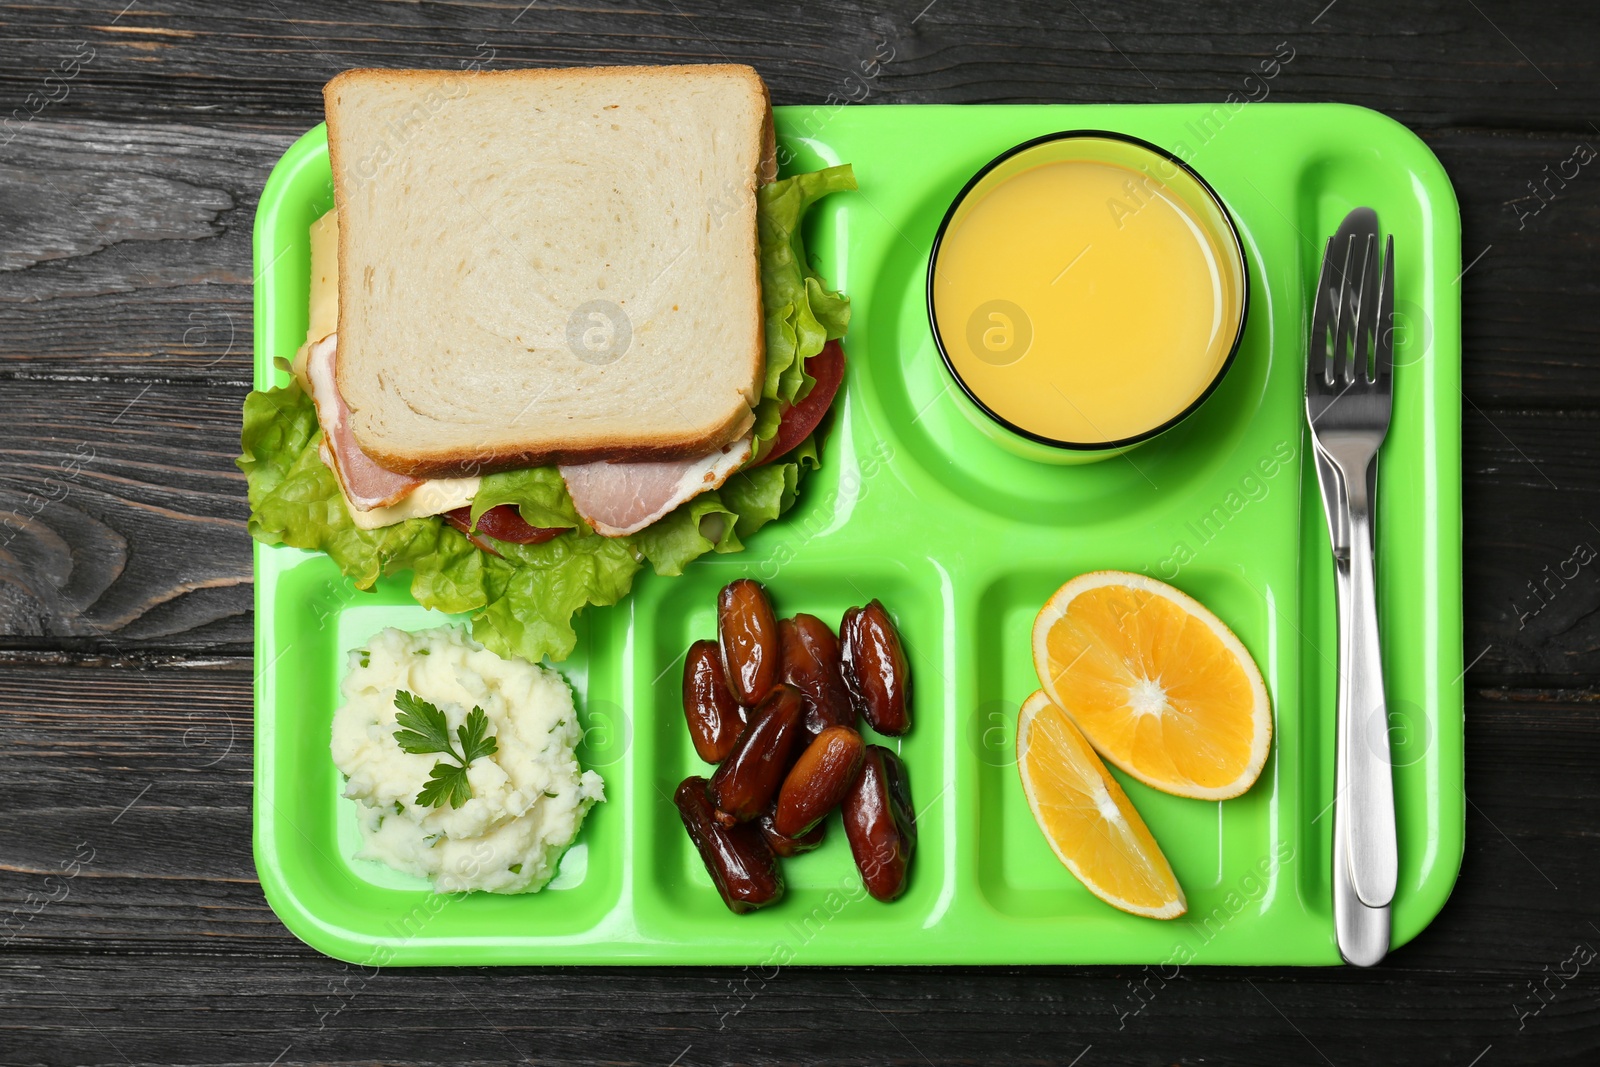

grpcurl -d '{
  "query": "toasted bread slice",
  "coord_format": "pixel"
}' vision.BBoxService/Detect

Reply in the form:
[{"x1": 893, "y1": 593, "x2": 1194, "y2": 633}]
[{"x1": 325, "y1": 64, "x2": 770, "y2": 477}]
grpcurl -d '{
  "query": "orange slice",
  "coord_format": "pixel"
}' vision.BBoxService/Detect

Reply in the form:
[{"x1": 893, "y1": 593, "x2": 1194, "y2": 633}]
[
  {"x1": 1016, "y1": 690, "x2": 1185, "y2": 918},
  {"x1": 1032, "y1": 570, "x2": 1271, "y2": 801}
]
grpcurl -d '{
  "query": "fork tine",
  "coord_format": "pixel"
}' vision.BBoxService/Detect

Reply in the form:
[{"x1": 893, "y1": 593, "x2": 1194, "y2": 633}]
[
  {"x1": 1332, "y1": 231, "x2": 1359, "y2": 385},
  {"x1": 1309, "y1": 236, "x2": 1337, "y2": 393},
  {"x1": 1375, "y1": 234, "x2": 1395, "y2": 386},
  {"x1": 1353, "y1": 231, "x2": 1379, "y2": 383}
]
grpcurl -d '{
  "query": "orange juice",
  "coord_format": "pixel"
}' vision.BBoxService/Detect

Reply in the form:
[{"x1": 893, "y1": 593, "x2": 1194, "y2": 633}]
[{"x1": 931, "y1": 141, "x2": 1245, "y2": 447}]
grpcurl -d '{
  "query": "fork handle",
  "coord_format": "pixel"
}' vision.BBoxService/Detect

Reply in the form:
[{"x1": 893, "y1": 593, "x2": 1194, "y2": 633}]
[
  {"x1": 1333, "y1": 607, "x2": 1392, "y2": 963},
  {"x1": 1341, "y1": 461, "x2": 1398, "y2": 908}
]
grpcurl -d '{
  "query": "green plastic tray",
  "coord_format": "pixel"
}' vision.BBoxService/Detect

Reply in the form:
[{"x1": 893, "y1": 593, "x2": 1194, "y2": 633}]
[{"x1": 252, "y1": 103, "x2": 1463, "y2": 966}]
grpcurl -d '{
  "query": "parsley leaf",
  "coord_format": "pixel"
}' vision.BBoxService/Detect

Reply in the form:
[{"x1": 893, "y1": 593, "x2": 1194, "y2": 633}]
[
  {"x1": 457, "y1": 707, "x2": 498, "y2": 764},
  {"x1": 391, "y1": 690, "x2": 499, "y2": 810},
  {"x1": 416, "y1": 761, "x2": 473, "y2": 810},
  {"x1": 392, "y1": 691, "x2": 455, "y2": 756}
]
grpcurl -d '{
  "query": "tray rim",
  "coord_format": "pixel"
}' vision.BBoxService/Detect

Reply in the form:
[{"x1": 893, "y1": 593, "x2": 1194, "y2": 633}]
[{"x1": 250, "y1": 101, "x2": 1465, "y2": 966}]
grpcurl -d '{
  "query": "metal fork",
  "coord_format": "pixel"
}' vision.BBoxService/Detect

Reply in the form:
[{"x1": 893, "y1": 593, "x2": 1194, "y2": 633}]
[
  {"x1": 1316, "y1": 440, "x2": 1391, "y2": 965},
  {"x1": 1306, "y1": 208, "x2": 1398, "y2": 911}
]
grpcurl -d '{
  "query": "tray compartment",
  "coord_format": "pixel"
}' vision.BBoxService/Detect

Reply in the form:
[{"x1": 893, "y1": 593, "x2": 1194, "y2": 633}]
[
  {"x1": 259, "y1": 556, "x2": 625, "y2": 949},
  {"x1": 628, "y1": 555, "x2": 955, "y2": 947},
  {"x1": 971, "y1": 564, "x2": 1284, "y2": 920}
]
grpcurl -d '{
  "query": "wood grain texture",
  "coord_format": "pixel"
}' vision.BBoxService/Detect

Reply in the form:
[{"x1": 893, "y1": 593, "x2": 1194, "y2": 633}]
[
  {"x1": 0, "y1": 379, "x2": 251, "y2": 649},
  {"x1": 5, "y1": 952, "x2": 1594, "y2": 1067},
  {"x1": 3, "y1": 121, "x2": 1599, "y2": 403},
  {"x1": 0, "y1": 0, "x2": 1596, "y2": 1062},
  {"x1": 1463, "y1": 409, "x2": 1600, "y2": 683},
  {"x1": 0, "y1": 662, "x2": 1595, "y2": 1064},
  {"x1": 5, "y1": 372, "x2": 1598, "y2": 680},
  {"x1": 0, "y1": 0, "x2": 1595, "y2": 128},
  {"x1": 0, "y1": 119, "x2": 295, "y2": 386}
]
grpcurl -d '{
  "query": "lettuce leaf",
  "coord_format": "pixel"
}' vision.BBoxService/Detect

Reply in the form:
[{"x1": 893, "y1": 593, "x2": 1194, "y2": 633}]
[
  {"x1": 470, "y1": 466, "x2": 581, "y2": 531},
  {"x1": 479, "y1": 530, "x2": 642, "y2": 661},
  {"x1": 241, "y1": 385, "x2": 818, "y2": 663},
  {"x1": 241, "y1": 164, "x2": 853, "y2": 665},
  {"x1": 754, "y1": 163, "x2": 855, "y2": 452},
  {"x1": 240, "y1": 386, "x2": 440, "y2": 586}
]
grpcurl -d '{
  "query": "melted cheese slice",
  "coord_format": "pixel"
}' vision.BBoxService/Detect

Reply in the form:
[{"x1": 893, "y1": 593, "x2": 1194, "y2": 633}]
[
  {"x1": 308, "y1": 208, "x2": 339, "y2": 342},
  {"x1": 290, "y1": 209, "x2": 340, "y2": 392},
  {"x1": 345, "y1": 474, "x2": 482, "y2": 530},
  {"x1": 297, "y1": 210, "x2": 479, "y2": 529}
]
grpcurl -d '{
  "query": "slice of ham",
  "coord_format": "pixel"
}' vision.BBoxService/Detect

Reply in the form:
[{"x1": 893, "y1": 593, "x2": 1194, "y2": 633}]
[
  {"x1": 301, "y1": 332, "x2": 816, "y2": 543},
  {"x1": 560, "y1": 437, "x2": 753, "y2": 538},
  {"x1": 305, "y1": 334, "x2": 424, "y2": 510}
]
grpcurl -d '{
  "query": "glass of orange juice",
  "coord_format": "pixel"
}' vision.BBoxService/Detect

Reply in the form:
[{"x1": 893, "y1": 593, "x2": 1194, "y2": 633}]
[{"x1": 927, "y1": 132, "x2": 1248, "y2": 463}]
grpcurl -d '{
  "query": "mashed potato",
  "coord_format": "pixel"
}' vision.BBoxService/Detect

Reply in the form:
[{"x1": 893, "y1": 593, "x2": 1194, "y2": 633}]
[{"x1": 331, "y1": 625, "x2": 603, "y2": 894}]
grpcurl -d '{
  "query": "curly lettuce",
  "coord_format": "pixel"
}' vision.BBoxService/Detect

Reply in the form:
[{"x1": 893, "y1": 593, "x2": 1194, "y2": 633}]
[
  {"x1": 753, "y1": 164, "x2": 855, "y2": 452},
  {"x1": 240, "y1": 165, "x2": 852, "y2": 665}
]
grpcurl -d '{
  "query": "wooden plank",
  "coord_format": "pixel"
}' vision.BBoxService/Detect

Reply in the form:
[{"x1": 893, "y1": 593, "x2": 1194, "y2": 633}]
[
  {"x1": 3, "y1": 117, "x2": 1597, "y2": 403},
  {"x1": 0, "y1": 662, "x2": 1590, "y2": 962},
  {"x1": 0, "y1": 119, "x2": 297, "y2": 385},
  {"x1": 0, "y1": 379, "x2": 252, "y2": 649},
  {"x1": 4, "y1": 950, "x2": 1591, "y2": 1067},
  {"x1": 1, "y1": 376, "x2": 1596, "y2": 678},
  {"x1": 0, "y1": 108, "x2": 1595, "y2": 401},
  {"x1": 0, "y1": 0, "x2": 1595, "y2": 130},
  {"x1": 1431, "y1": 127, "x2": 1600, "y2": 407},
  {"x1": 0, "y1": 1, "x2": 1593, "y2": 1061},
  {"x1": 1463, "y1": 410, "x2": 1600, "y2": 682},
  {"x1": 0, "y1": 662, "x2": 1594, "y2": 1062}
]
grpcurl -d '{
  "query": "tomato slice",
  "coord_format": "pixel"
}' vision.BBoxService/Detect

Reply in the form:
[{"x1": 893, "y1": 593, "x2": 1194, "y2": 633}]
[
  {"x1": 443, "y1": 504, "x2": 567, "y2": 553},
  {"x1": 755, "y1": 340, "x2": 845, "y2": 467}
]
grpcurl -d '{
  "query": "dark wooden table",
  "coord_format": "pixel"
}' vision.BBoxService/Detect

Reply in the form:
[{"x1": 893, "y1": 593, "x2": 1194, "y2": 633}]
[{"x1": 2, "y1": 1, "x2": 1596, "y2": 1063}]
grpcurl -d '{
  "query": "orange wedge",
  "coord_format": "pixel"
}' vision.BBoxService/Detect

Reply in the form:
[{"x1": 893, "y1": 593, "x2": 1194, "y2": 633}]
[
  {"x1": 1032, "y1": 571, "x2": 1271, "y2": 801},
  {"x1": 1016, "y1": 690, "x2": 1185, "y2": 918}
]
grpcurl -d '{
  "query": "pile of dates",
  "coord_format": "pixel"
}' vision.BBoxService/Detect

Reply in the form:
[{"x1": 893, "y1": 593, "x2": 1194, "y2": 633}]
[{"x1": 674, "y1": 579, "x2": 917, "y2": 913}]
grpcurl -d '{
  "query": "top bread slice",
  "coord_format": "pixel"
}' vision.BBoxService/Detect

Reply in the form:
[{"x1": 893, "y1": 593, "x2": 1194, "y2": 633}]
[{"x1": 324, "y1": 64, "x2": 772, "y2": 477}]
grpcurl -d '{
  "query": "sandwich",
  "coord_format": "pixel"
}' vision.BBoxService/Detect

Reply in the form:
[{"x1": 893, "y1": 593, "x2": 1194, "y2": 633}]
[{"x1": 239, "y1": 65, "x2": 854, "y2": 662}]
